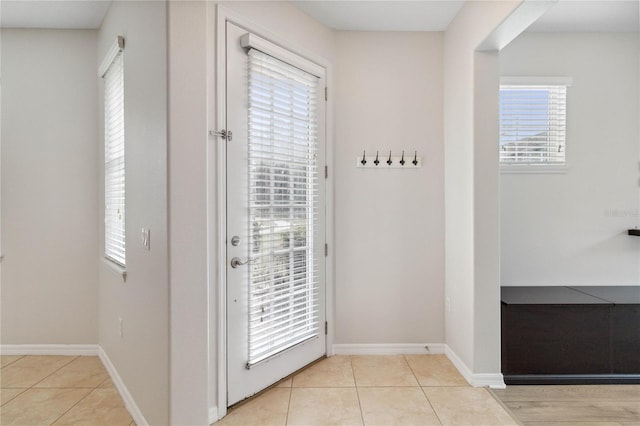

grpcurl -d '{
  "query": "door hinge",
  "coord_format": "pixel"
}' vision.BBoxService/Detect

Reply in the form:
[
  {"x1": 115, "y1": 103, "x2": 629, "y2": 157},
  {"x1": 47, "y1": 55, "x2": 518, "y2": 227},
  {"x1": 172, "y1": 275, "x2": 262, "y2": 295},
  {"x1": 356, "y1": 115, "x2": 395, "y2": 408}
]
[
  {"x1": 209, "y1": 129, "x2": 233, "y2": 141},
  {"x1": 325, "y1": 243, "x2": 328, "y2": 257},
  {"x1": 325, "y1": 321, "x2": 328, "y2": 335},
  {"x1": 325, "y1": 87, "x2": 328, "y2": 101},
  {"x1": 325, "y1": 165, "x2": 328, "y2": 179}
]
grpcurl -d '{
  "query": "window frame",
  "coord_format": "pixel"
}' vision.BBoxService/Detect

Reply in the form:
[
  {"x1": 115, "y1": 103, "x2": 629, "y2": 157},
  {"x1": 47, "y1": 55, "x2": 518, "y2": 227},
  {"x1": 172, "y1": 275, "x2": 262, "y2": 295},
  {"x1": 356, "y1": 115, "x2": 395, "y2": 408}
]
[
  {"x1": 499, "y1": 76, "x2": 571, "y2": 174},
  {"x1": 100, "y1": 36, "x2": 126, "y2": 270}
]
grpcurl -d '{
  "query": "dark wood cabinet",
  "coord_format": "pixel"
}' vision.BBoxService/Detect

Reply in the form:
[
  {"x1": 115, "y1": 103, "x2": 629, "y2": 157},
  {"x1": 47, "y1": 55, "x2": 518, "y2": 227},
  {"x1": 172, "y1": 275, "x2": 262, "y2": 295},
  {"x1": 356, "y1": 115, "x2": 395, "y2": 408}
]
[{"x1": 501, "y1": 286, "x2": 640, "y2": 384}]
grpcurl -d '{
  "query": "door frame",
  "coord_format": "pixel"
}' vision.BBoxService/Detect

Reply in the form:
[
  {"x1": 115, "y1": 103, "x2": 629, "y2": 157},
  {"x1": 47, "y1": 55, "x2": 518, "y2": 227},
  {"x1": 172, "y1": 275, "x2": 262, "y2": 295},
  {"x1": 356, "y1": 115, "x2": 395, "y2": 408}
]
[{"x1": 209, "y1": 5, "x2": 335, "y2": 420}]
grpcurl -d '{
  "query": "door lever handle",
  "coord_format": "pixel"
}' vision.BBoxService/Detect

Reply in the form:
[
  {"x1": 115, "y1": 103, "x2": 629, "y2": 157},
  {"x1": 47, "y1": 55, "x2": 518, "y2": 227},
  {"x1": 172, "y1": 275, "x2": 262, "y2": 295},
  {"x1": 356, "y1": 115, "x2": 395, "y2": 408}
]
[{"x1": 230, "y1": 257, "x2": 255, "y2": 268}]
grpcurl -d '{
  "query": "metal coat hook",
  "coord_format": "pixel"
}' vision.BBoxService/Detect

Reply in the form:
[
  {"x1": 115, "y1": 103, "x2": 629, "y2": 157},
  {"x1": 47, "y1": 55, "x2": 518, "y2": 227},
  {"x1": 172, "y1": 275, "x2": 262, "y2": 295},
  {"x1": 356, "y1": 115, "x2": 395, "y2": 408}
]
[
  {"x1": 374, "y1": 151, "x2": 380, "y2": 166},
  {"x1": 400, "y1": 151, "x2": 405, "y2": 166},
  {"x1": 386, "y1": 151, "x2": 393, "y2": 165},
  {"x1": 412, "y1": 151, "x2": 418, "y2": 166},
  {"x1": 361, "y1": 150, "x2": 367, "y2": 165}
]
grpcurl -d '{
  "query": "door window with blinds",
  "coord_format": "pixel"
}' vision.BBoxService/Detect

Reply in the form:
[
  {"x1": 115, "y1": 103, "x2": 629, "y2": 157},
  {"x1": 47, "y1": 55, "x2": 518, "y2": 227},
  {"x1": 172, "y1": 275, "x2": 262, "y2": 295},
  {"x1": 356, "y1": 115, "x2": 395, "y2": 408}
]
[
  {"x1": 101, "y1": 37, "x2": 126, "y2": 267},
  {"x1": 500, "y1": 78, "x2": 570, "y2": 167},
  {"x1": 246, "y1": 48, "x2": 320, "y2": 367}
]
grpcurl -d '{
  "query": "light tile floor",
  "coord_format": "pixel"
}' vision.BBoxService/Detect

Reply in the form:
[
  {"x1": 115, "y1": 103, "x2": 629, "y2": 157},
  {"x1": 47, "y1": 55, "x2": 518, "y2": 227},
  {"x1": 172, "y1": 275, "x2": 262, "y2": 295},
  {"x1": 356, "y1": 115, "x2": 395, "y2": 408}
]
[
  {"x1": 1, "y1": 355, "x2": 134, "y2": 426},
  {"x1": 5, "y1": 354, "x2": 637, "y2": 425},
  {"x1": 216, "y1": 355, "x2": 518, "y2": 426}
]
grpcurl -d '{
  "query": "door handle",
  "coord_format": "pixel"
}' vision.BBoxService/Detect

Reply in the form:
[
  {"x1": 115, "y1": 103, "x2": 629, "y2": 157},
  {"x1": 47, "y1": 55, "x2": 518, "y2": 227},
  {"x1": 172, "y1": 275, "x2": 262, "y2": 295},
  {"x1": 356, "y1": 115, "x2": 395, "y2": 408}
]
[{"x1": 230, "y1": 257, "x2": 255, "y2": 268}]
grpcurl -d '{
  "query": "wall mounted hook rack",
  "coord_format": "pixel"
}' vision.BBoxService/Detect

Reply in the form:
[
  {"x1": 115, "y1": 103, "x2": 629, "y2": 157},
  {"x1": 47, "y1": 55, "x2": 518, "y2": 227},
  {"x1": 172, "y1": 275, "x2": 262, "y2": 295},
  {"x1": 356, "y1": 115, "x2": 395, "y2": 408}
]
[{"x1": 356, "y1": 150, "x2": 422, "y2": 169}]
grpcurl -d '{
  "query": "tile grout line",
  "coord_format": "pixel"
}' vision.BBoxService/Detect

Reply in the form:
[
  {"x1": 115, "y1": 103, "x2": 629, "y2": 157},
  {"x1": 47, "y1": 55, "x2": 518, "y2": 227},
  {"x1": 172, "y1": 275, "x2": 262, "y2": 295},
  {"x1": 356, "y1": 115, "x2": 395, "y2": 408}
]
[
  {"x1": 0, "y1": 355, "x2": 25, "y2": 370},
  {"x1": 96, "y1": 375, "x2": 111, "y2": 389},
  {"x1": 0, "y1": 387, "x2": 29, "y2": 408},
  {"x1": 403, "y1": 354, "x2": 421, "y2": 386},
  {"x1": 2, "y1": 356, "x2": 39, "y2": 417},
  {"x1": 49, "y1": 356, "x2": 108, "y2": 426},
  {"x1": 350, "y1": 355, "x2": 366, "y2": 426},
  {"x1": 30, "y1": 355, "x2": 80, "y2": 388},
  {"x1": 418, "y1": 385, "x2": 444, "y2": 426},
  {"x1": 49, "y1": 388, "x2": 96, "y2": 426},
  {"x1": 2, "y1": 355, "x2": 77, "y2": 389},
  {"x1": 406, "y1": 355, "x2": 445, "y2": 426},
  {"x1": 284, "y1": 378, "x2": 293, "y2": 426}
]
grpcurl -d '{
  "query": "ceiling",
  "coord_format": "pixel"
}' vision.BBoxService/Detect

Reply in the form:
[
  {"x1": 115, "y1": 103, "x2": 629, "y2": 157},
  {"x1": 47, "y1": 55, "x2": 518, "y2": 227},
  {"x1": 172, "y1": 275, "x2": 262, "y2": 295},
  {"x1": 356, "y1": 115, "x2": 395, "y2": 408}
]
[
  {"x1": 0, "y1": 0, "x2": 638, "y2": 32},
  {"x1": 528, "y1": 0, "x2": 639, "y2": 32},
  {"x1": 293, "y1": 0, "x2": 639, "y2": 33},
  {"x1": 1, "y1": 0, "x2": 111, "y2": 29},
  {"x1": 292, "y1": 1, "x2": 465, "y2": 32}
]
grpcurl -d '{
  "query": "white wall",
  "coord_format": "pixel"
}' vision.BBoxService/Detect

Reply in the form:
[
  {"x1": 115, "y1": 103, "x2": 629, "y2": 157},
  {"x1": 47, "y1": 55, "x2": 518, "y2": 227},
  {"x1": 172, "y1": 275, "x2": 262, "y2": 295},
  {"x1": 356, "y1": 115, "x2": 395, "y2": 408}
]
[
  {"x1": 168, "y1": 2, "x2": 334, "y2": 424},
  {"x1": 334, "y1": 31, "x2": 444, "y2": 344},
  {"x1": 443, "y1": 0, "x2": 522, "y2": 375},
  {"x1": 98, "y1": 2, "x2": 169, "y2": 424},
  {"x1": 1, "y1": 29, "x2": 98, "y2": 344},
  {"x1": 500, "y1": 33, "x2": 640, "y2": 287}
]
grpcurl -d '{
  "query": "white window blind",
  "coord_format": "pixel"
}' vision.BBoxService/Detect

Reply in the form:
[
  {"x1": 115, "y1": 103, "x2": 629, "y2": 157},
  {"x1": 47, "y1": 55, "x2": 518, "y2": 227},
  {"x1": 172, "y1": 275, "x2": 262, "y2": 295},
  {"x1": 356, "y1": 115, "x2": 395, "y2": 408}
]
[
  {"x1": 104, "y1": 51, "x2": 126, "y2": 267},
  {"x1": 500, "y1": 84, "x2": 567, "y2": 165},
  {"x1": 246, "y1": 48, "x2": 320, "y2": 367}
]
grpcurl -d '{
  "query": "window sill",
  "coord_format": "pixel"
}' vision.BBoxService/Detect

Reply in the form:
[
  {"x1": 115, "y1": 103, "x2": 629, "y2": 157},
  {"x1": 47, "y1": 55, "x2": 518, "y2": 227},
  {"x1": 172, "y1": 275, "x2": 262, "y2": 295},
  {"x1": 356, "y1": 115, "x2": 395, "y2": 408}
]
[
  {"x1": 102, "y1": 257, "x2": 127, "y2": 282},
  {"x1": 500, "y1": 164, "x2": 569, "y2": 174}
]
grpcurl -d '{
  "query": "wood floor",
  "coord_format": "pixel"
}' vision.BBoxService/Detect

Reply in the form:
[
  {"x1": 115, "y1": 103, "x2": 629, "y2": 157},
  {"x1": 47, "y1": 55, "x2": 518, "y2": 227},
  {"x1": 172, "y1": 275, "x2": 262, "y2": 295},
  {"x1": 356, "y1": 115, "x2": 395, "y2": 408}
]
[{"x1": 491, "y1": 385, "x2": 640, "y2": 425}]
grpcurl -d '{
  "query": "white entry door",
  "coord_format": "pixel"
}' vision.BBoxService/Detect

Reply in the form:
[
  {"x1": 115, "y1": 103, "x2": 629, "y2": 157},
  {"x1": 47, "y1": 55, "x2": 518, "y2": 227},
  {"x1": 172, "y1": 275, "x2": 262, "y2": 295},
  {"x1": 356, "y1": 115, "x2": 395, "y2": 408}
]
[{"x1": 225, "y1": 21, "x2": 327, "y2": 406}]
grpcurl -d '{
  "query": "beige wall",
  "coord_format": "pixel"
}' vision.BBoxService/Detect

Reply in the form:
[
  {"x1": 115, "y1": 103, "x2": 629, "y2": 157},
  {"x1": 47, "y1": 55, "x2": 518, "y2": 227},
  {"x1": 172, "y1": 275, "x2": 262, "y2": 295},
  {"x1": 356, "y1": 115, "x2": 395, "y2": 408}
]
[
  {"x1": 167, "y1": 1, "x2": 209, "y2": 423},
  {"x1": 98, "y1": 2, "x2": 169, "y2": 424},
  {"x1": 334, "y1": 31, "x2": 445, "y2": 344},
  {"x1": 1, "y1": 29, "x2": 99, "y2": 345},
  {"x1": 443, "y1": 0, "x2": 522, "y2": 374},
  {"x1": 500, "y1": 32, "x2": 640, "y2": 287}
]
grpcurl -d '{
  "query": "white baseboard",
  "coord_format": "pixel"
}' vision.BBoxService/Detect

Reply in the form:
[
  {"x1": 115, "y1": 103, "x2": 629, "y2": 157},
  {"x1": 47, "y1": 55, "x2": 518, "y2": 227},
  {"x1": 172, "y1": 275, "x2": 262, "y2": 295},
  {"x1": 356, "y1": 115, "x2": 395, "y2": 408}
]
[
  {"x1": 472, "y1": 373, "x2": 506, "y2": 389},
  {"x1": 98, "y1": 347, "x2": 148, "y2": 426},
  {"x1": 209, "y1": 406, "x2": 219, "y2": 424},
  {"x1": 445, "y1": 345, "x2": 506, "y2": 389},
  {"x1": 444, "y1": 345, "x2": 473, "y2": 384},
  {"x1": 0, "y1": 344, "x2": 148, "y2": 425},
  {"x1": 0, "y1": 344, "x2": 100, "y2": 356},
  {"x1": 332, "y1": 343, "x2": 446, "y2": 355}
]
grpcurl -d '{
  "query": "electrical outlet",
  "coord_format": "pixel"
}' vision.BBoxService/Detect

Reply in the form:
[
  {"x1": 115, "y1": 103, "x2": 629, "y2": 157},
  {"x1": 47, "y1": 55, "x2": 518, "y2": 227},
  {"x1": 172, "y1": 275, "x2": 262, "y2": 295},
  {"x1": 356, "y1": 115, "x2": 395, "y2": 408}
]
[
  {"x1": 141, "y1": 228, "x2": 150, "y2": 250},
  {"x1": 446, "y1": 297, "x2": 451, "y2": 313},
  {"x1": 119, "y1": 317, "x2": 124, "y2": 338}
]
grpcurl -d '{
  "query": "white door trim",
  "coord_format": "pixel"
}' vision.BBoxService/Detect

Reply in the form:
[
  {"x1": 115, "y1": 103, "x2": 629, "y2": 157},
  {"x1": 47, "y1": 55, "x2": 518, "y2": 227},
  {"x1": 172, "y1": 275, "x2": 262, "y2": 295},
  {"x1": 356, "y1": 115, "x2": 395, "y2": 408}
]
[{"x1": 210, "y1": 4, "x2": 335, "y2": 421}]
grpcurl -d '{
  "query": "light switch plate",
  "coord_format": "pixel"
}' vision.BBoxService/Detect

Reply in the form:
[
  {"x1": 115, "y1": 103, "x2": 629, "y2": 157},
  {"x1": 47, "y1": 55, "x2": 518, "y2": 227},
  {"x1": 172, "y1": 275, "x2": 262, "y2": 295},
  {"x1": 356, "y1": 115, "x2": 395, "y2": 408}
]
[{"x1": 141, "y1": 228, "x2": 150, "y2": 250}]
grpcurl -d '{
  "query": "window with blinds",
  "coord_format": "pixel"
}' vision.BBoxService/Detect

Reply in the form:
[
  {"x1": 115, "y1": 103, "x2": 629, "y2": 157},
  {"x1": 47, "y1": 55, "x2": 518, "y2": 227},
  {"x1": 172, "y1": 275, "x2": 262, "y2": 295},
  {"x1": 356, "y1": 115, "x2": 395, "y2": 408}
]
[
  {"x1": 500, "y1": 84, "x2": 567, "y2": 165},
  {"x1": 246, "y1": 48, "x2": 320, "y2": 367},
  {"x1": 103, "y1": 51, "x2": 126, "y2": 267}
]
